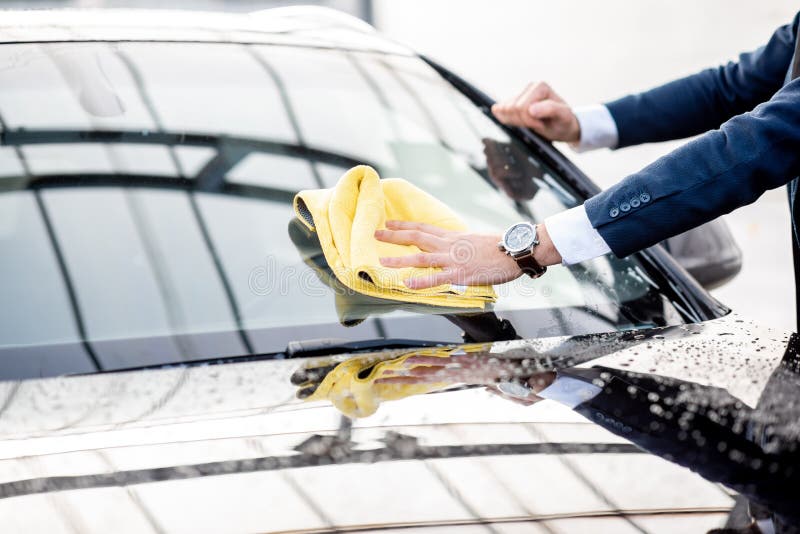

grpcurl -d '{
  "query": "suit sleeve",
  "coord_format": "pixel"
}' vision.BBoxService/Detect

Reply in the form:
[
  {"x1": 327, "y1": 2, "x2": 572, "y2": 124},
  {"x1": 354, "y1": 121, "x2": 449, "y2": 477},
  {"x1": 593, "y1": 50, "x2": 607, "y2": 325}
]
[
  {"x1": 606, "y1": 13, "x2": 798, "y2": 148},
  {"x1": 585, "y1": 75, "x2": 800, "y2": 258}
]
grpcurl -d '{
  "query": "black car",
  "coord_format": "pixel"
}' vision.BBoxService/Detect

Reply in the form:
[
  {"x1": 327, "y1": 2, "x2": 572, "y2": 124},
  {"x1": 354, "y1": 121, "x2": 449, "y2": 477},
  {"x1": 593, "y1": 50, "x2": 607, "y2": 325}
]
[{"x1": 0, "y1": 7, "x2": 791, "y2": 533}]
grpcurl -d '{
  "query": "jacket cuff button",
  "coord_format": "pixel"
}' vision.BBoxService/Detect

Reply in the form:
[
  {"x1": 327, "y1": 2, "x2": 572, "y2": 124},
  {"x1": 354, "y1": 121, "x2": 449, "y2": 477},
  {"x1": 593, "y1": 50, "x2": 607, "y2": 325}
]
[
  {"x1": 609, "y1": 207, "x2": 620, "y2": 218},
  {"x1": 630, "y1": 197, "x2": 640, "y2": 208},
  {"x1": 639, "y1": 192, "x2": 651, "y2": 203},
  {"x1": 620, "y1": 202, "x2": 631, "y2": 212}
]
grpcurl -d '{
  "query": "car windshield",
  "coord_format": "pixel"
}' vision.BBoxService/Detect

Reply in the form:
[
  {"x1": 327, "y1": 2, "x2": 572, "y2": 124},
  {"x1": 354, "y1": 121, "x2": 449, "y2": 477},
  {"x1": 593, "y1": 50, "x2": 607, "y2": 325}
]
[{"x1": 0, "y1": 42, "x2": 697, "y2": 376}]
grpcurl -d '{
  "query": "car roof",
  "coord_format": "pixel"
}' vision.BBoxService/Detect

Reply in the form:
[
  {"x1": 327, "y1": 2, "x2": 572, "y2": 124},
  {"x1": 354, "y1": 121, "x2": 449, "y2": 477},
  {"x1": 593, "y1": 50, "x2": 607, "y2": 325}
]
[{"x1": 0, "y1": 6, "x2": 413, "y2": 54}]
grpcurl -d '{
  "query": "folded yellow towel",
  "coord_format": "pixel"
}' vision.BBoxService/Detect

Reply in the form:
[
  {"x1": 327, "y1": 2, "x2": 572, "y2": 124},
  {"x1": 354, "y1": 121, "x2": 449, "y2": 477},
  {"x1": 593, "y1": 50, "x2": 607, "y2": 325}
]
[
  {"x1": 299, "y1": 345, "x2": 487, "y2": 418},
  {"x1": 293, "y1": 165, "x2": 496, "y2": 308},
  {"x1": 288, "y1": 218, "x2": 492, "y2": 326}
]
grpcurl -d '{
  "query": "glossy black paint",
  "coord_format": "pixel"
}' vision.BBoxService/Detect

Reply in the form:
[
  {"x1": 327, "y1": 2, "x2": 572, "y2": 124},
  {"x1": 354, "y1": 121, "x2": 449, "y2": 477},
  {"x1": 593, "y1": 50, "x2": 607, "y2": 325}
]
[
  {"x1": 0, "y1": 10, "x2": 788, "y2": 531},
  {"x1": 0, "y1": 313, "x2": 793, "y2": 530}
]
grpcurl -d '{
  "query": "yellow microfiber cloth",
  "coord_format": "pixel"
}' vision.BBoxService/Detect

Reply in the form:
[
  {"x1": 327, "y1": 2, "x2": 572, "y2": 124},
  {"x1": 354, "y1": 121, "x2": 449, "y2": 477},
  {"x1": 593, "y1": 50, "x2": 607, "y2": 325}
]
[
  {"x1": 287, "y1": 218, "x2": 491, "y2": 327},
  {"x1": 296, "y1": 344, "x2": 488, "y2": 418},
  {"x1": 293, "y1": 165, "x2": 497, "y2": 308}
]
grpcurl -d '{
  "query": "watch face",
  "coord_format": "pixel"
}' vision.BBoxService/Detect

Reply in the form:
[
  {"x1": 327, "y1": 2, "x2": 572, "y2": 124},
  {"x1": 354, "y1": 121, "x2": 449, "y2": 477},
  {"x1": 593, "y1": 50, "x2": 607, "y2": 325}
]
[{"x1": 504, "y1": 223, "x2": 535, "y2": 253}]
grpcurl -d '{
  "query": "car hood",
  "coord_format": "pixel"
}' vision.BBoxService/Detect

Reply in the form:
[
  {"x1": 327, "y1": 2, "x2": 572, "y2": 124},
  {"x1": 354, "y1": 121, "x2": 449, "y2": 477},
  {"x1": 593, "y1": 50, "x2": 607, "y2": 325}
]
[{"x1": 0, "y1": 313, "x2": 794, "y2": 532}]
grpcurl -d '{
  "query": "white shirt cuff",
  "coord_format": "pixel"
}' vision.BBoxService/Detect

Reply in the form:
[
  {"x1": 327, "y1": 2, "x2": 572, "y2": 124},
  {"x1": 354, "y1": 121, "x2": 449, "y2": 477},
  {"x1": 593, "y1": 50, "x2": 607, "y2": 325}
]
[
  {"x1": 545, "y1": 205, "x2": 611, "y2": 265},
  {"x1": 537, "y1": 376, "x2": 603, "y2": 409},
  {"x1": 571, "y1": 104, "x2": 619, "y2": 152}
]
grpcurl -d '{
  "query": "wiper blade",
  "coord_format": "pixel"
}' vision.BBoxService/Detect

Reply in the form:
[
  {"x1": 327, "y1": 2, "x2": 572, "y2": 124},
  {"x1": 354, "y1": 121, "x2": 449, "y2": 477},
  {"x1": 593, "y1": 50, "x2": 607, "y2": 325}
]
[
  {"x1": 87, "y1": 337, "x2": 453, "y2": 376},
  {"x1": 284, "y1": 337, "x2": 450, "y2": 358}
]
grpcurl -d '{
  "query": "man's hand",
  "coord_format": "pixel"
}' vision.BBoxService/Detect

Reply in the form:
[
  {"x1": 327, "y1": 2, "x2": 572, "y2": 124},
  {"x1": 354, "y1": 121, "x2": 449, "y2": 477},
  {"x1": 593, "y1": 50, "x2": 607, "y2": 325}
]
[
  {"x1": 374, "y1": 353, "x2": 557, "y2": 406},
  {"x1": 375, "y1": 220, "x2": 562, "y2": 289},
  {"x1": 492, "y1": 82, "x2": 580, "y2": 143}
]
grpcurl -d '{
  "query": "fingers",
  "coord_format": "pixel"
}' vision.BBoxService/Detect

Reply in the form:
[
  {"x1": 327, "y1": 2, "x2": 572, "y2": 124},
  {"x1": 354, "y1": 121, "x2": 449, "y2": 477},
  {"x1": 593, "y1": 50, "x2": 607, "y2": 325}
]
[
  {"x1": 377, "y1": 225, "x2": 521, "y2": 287},
  {"x1": 506, "y1": 86, "x2": 533, "y2": 127},
  {"x1": 492, "y1": 81, "x2": 553, "y2": 126},
  {"x1": 492, "y1": 99, "x2": 523, "y2": 126},
  {"x1": 403, "y1": 269, "x2": 456, "y2": 290},
  {"x1": 528, "y1": 99, "x2": 562, "y2": 120},
  {"x1": 528, "y1": 81, "x2": 554, "y2": 103},
  {"x1": 374, "y1": 221, "x2": 453, "y2": 251},
  {"x1": 375, "y1": 220, "x2": 456, "y2": 274},
  {"x1": 403, "y1": 355, "x2": 462, "y2": 366},
  {"x1": 374, "y1": 229, "x2": 445, "y2": 252},
  {"x1": 491, "y1": 94, "x2": 517, "y2": 125},
  {"x1": 510, "y1": 82, "x2": 548, "y2": 128},
  {"x1": 525, "y1": 100, "x2": 566, "y2": 137},
  {"x1": 379, "y1": 252, "x2": 448, "y2": 268},
  {"x1": 384, "y1": 219, "x2": 449, "y2": 236}
]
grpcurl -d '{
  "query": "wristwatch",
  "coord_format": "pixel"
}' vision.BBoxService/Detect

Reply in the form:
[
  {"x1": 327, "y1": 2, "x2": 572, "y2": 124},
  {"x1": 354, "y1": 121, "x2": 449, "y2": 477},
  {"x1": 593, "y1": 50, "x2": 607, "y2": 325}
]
[
  {"x1": 498, "y1": 221, "x2": 547, "y2": 278},
  {"x1": 496, "y1": 379, "x2": 534, "y2": 400}
]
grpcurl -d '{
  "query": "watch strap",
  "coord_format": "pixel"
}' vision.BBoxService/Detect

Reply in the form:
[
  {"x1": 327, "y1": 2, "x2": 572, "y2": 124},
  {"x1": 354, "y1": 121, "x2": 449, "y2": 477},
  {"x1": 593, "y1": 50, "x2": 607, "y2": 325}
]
[{"x1": 516, "y1": 253, "x2": 547, "y2": 279}]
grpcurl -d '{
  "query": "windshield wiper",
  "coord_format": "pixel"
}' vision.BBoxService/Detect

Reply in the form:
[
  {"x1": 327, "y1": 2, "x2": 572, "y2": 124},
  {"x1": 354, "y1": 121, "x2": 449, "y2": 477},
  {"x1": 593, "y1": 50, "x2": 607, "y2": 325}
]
[
  {"x1": 87, "y1": 337, "x2": 454, "y2": 376},
  {"x1": 83, "y1": 310, "x2": 519, "y2": 376},
  {"x1": 284, "y1": 337, "x2": 450, "y2": 358}
]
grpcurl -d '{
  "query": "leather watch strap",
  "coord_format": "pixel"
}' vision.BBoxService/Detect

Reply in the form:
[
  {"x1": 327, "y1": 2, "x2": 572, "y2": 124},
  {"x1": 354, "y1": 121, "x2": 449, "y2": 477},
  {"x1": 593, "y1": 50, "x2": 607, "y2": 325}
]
[{"x1": 516, "y1": 254, "x2": 547, "y2": 278}]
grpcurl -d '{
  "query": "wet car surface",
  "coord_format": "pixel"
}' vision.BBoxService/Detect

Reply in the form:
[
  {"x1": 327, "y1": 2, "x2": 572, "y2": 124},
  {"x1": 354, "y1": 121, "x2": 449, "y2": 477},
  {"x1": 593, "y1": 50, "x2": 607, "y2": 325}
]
[
  {"x1": 0, "y1": 7, "x2": 796, "y2": 534},
  {"x1": 0, "y1": 314, "x2": 796, "y2": 532}
]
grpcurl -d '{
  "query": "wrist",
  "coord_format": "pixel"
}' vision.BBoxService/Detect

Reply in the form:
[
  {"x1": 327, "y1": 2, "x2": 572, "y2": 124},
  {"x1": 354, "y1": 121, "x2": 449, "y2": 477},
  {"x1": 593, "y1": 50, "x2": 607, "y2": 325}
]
[
  {"x1": 533, "y1": 223, "x2": 562, "y2": 266},
  {"x1": 570, "y1": 105, "x2": 619, "y2": 152},
  {"x1": 567, "y1": 112, "x2": 581, "y2": 143},
  {"x1": 527, "y1": 371, "x2": 557, "y2": 394}
]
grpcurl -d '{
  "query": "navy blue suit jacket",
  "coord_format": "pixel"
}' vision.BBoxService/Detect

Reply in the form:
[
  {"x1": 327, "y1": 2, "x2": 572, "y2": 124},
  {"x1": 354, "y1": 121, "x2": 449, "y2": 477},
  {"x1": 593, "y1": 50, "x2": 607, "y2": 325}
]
[{"x1": 585, "y1": 12, "x2": 800, "y2": 257}]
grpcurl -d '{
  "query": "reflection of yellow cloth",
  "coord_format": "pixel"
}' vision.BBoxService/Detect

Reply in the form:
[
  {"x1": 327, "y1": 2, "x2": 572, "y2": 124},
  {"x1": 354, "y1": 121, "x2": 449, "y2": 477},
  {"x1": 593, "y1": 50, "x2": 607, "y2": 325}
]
[
  {"x1": 303, "y1": 345, "x2": 485, "y2": 418},
  {"x1": 293, "y1": 165, "x2": 496, "y2": 308}
]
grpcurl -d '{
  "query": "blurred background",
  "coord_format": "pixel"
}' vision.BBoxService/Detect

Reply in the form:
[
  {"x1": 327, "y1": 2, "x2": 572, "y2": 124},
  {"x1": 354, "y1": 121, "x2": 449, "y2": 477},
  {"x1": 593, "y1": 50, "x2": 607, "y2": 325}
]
[
  {"x1": 5, "y1": 0, "x2": 797, "y2": 330},
  {"x1": 375, "y1": 1, "x2": 799, "y2": 332}
]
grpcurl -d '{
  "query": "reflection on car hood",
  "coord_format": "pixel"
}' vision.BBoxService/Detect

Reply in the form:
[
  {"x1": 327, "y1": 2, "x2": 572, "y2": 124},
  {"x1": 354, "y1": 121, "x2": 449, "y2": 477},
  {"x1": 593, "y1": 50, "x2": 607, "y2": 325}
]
[{"x1": 0, "y1": 313, "x2": 793, "y2": 531}]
